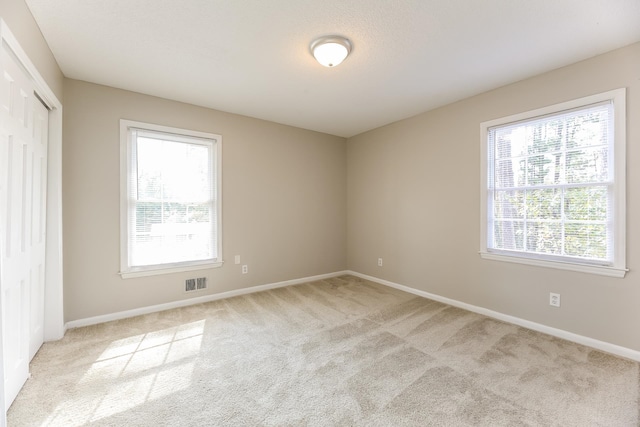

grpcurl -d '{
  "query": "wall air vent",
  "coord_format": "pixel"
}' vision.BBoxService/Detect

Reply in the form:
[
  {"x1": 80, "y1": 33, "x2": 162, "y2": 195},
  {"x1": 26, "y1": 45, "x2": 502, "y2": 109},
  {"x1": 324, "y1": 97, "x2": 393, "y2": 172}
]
[{"x1": 185, "y1": 277, "x2": 207, "y2": 292}]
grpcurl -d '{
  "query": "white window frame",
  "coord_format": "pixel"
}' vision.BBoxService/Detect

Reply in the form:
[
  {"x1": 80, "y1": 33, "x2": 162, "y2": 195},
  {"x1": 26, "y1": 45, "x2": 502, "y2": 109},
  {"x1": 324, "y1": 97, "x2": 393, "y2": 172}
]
[
  {"x1": 480, "y1": 89, "x2": 626, "y2": 278},
  {"x1": 119, "y1": 119, "x2": 223, "y2": 278}
]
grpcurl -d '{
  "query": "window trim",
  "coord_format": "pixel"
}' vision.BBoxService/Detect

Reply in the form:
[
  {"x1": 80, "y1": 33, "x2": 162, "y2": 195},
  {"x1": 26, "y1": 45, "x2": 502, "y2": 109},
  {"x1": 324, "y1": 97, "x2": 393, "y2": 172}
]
[
  {"x1": 479, "y1": 89, "x2": 626, "y2": 278},
  {"x1": 119, "y1": 119, "x2": 223, "y2": 279}
]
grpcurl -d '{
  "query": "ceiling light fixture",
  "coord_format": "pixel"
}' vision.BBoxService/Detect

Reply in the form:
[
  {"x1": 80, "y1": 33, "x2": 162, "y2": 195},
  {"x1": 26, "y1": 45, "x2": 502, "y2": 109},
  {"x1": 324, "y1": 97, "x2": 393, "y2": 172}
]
[{"x1": 310, "y1": 36, "x2": 352, "y2": 67}]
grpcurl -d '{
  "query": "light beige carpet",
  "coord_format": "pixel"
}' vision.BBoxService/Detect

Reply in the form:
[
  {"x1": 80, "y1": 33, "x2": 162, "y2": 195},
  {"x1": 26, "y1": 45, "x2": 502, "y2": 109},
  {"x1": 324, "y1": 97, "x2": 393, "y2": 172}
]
[{"x1": 8, "y1": 275, "x2": 640, "y2": 426}]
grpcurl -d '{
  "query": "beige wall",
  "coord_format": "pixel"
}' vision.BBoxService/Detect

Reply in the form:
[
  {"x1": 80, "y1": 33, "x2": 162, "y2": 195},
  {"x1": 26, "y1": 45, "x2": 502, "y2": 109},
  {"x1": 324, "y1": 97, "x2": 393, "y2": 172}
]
[
  {"x1": 0, "y1": 0, "x2": 63, "y2": 100},
  {"x1": 347, "y1": 42, "x2": 640, "y2": 352},
  {"x1": 63, "y1": 79, "x2": 347, "y2": 321}
]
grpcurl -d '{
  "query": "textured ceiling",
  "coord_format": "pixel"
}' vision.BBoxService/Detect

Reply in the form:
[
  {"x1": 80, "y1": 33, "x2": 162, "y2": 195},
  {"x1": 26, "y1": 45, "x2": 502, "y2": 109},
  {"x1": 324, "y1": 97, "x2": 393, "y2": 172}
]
[{"x1": 25, "y1": 0, "x2": 640, "y2": 137}]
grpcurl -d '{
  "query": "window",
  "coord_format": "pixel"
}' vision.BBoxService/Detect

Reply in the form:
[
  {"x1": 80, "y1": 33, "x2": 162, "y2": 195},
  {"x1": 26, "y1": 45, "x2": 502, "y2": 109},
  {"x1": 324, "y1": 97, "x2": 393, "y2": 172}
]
[
  {"x1": 480, "y1": 89, "x2": 626, "y2": 277},
  {"x1": 120, "y1": 120, "x2": 222, "y2": 278}
]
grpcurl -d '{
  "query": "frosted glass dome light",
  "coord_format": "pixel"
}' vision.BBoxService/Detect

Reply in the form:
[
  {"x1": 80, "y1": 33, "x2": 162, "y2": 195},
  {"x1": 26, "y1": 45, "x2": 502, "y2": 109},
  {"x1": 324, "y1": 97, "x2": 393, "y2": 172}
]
[{"x1": 310, "y1": 36, "x2": 352, "y2": 67}]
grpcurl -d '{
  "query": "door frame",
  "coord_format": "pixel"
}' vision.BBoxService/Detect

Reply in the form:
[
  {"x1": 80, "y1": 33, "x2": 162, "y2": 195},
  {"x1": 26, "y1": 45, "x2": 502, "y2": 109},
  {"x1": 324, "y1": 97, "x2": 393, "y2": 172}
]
[{"x1": 0, "y1": 17, "x2": 64, "y2": 416}]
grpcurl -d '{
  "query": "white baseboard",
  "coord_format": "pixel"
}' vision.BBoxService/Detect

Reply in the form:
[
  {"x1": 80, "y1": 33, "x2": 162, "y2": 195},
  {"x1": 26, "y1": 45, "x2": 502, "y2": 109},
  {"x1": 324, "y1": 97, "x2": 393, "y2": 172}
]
[
  {"x1": 348, "y1": 271, "x2": 640, "y2": 362},
  {"x1": 64, "y1": 271, "x2": 349, "y2": 330}
]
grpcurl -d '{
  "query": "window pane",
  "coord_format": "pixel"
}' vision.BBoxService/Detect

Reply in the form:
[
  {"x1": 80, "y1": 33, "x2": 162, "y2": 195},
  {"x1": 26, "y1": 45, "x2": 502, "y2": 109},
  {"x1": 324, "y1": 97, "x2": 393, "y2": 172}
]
[
  {"x1": 495, "y1": 159, "x2": 526, "y2": 188},
  {"x1": 131, "y1": 200, "x2": 214, "y2": 266},
  {"x1": 565, "y1": 223, "x2": 607, "y2": 259},
  {"x1": 524, "y1": 120, "x2": 563, "y2": 154},
  {"x1": 565, "y1": 186, "x2": 607, "y2": 221},
  {"x1": 137, "y1": 137, "x2": 211, "y2": 202},
  {"x1": 494, "y1": 190, "x2": 524, "y2": 219},
  {"x1": 526, "y1": 221, "x2": 562, "y2": 255},
  {"x1": 495, "y1": 159, "x2": 514, "y2": 187},
  {"x1": 565, "y1": 147, "x2": 609, "y2": 184},
  {"x1": 495, "y1": 130, "x2": 524, "y2": 158},
  {"x1": 566, "y1": 110, "x2": 609, "y2": 149},
  {"x1": 493, "y1": 220, "x2": 524, "y2": 251},
  {"x1": 526, "y1": 189, "x2": 561, "y2": 220},
  {"x1": 525, "y1": 153, "x2": 562, "y2": 186}
]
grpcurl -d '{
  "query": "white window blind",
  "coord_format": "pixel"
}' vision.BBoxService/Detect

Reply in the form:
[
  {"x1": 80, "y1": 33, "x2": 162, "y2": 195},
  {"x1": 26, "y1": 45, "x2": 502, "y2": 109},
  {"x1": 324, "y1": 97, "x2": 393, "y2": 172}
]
[
  {"x1": 120, "y1": 120, "x2": 222, "y2": 277},
  {"x1": 480, "y1": 89, "x2": 626, "y2": 277}
]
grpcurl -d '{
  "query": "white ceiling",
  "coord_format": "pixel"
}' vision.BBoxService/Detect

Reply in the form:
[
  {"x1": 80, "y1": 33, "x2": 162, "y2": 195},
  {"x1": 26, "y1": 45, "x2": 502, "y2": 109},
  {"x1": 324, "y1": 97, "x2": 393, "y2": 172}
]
[{"x1": 25, "y1": 0, "x2": 640, "y2": 138}]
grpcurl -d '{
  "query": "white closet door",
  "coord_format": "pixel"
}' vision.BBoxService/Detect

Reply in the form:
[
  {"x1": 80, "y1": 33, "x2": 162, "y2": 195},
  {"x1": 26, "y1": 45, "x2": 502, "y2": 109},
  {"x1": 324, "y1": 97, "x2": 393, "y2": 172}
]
[
  {"x1": 0, "y1": 39, "x2": 48, "y2": 409},
  {"x1": 28, "y1": 94, "x2": 48, "y2": 362}
]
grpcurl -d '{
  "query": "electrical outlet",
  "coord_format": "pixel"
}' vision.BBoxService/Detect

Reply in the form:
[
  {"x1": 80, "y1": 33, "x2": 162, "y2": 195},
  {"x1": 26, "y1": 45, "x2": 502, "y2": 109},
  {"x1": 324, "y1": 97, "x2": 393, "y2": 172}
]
[
  {"x1": 377, "y1": 258, "x2": 383, "y2": 267},
  {"x1": 242, "y1": 265, "x2": 248, "y2": 274},
  {"x1": 234, "y1": 255, "x2": 241, "y2": 265},
  {"x1": 549, "y1": 293, "x2": 561, "y2": 307}
]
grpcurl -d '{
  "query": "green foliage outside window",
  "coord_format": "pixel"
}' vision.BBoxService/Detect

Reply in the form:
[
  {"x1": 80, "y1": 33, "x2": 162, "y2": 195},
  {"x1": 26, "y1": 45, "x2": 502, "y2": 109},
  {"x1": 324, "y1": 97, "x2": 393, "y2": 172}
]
[{"x1": 491, "y1": 109, "x2": 609, "y2": 261}]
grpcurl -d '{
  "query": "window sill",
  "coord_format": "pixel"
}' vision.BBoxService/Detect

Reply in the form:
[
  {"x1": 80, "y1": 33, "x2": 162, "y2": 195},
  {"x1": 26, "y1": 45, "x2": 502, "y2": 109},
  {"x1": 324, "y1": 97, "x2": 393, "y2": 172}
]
[
  {"x1": 479, "y1": 252, "x2": 627, "y2": 278},
  {"x1": 120, "y1": 260, "x2": 224, "y2": 279}
]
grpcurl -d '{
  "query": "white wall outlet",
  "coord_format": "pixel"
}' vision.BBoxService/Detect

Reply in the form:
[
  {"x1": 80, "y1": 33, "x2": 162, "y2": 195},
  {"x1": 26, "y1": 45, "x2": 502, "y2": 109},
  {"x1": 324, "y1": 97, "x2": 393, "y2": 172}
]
[
  {"x1": 234, "y1": 255, "x2": 241, "y2": 265},
  {"x1": 377, "y1": 258, "x2": 383, "y2": 267},
  {"x1": 549, "y1": 293, "x2": 561, "y2": 307},
  {"x1": 242, "y1": 265, "x2": 248, "y2": 274}
]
